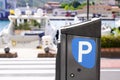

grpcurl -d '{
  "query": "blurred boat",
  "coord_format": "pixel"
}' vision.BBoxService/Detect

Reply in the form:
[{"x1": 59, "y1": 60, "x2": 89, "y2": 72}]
[{"x1": 101, "y1": 24, "x2": 111, "y2": 35}]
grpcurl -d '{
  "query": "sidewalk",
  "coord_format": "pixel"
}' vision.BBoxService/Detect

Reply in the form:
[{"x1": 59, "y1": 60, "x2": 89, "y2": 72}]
[{"x1": 101, "y1": 58, "x2": 120, "y2": 68}]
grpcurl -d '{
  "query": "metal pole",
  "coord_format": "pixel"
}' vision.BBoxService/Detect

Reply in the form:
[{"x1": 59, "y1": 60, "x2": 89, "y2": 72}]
[{"x1": 87, "y1": 0, "x2": 89, "y2": 20}]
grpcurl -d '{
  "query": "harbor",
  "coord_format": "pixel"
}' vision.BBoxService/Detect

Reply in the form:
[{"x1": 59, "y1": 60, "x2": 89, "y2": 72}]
[{"x1": 0, "y1": 0, "x2": 120, "y2": 80}]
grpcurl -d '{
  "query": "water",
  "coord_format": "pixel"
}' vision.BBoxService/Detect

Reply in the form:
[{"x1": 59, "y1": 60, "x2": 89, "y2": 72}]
[
  {"x1": 0, "y1": 19, "x2": 116, "y2": 33},
  {"x1": 50, "y1": 19, "x2": 116, "y2": 29},
  {"x1": 102, "y1": 19, "x2": 115, "y2": 28},
  {"x1": 50, "y1": 19, "x2": 117, "y2": 29},
  {"x1": 50, "y1": 19, "x2": 74, "y2": 29},
  {"x1": 0, "y1": 20, "x2": 10, "y2": 32}
]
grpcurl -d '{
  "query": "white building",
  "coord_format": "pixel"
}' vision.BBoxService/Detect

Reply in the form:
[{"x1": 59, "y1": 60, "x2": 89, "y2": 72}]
[
  {"x1": 0, "y1": 0, "x2": 6, "y2": 10},
  {"x1": 95, "y1": 0, "x2": 116, "y2": 5}
]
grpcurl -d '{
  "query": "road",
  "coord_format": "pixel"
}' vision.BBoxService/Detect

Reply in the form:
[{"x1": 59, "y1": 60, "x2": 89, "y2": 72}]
[{"x1": 0, "y1": 58, "x2": 119, "y2": 80}]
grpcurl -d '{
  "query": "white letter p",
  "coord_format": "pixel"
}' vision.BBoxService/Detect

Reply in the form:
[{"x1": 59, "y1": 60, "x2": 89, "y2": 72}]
[{"x1": 78, "y1": 41, "x2": 92, "y2": 62}]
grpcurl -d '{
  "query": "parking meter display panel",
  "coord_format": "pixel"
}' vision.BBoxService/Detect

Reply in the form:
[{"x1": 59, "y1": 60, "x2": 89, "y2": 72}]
[{"x1": 67, "y1": 35, "x2": 100, "y2": 80}]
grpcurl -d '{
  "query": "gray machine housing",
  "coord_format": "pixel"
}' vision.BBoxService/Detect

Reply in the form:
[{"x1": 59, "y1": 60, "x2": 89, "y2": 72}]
[{"x1": 56, "y1": 19, "x2": 101, "y2": 80}]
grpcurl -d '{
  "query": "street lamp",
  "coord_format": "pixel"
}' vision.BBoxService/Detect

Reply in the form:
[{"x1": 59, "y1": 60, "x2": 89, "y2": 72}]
[{"x1": 87, "y1": 0, "x2": 89, "y2": 20}]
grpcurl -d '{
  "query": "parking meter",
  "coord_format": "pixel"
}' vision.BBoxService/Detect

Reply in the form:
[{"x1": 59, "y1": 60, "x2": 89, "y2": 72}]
[{"x1": 56, "y1": 18, "x2": 101, "y2": 80}]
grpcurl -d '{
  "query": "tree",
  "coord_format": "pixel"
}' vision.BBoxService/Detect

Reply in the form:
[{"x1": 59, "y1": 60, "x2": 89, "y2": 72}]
[
  {"x1": 72, "y1": 0, "x2": 81, "y2": 8},
  {"x1": 69, "y1": 5, "x2": 74, "y2": 10},
  {"x1": 61, "y1": 0, "x2": 81, "y2": 10},
  {"x1": 64, "y1": 5, "x2": 69, "y2": 10},
  {"x1": 61, "y1": 3, "x2": 68, "y2": 8}
]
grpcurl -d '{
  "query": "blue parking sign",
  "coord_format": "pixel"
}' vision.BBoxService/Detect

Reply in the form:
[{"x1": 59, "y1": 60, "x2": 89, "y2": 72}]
[{"x1": 72, "y1": 38, "x2": 96, "y2": 69}]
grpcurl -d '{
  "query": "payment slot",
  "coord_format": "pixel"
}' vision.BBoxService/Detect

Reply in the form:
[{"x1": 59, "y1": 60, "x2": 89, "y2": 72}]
[{"x1": 56, "y1": 18, "x2": 101, "y2": 80}]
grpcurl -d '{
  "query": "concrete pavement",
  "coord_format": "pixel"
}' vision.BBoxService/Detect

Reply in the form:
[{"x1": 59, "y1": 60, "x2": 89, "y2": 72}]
[
  {"x1": 101, "y1": 58, "x2": 120, "y2": 68},
  {"x1": 0, "y1": 49, "x2": 120, "y2": 80},
  {"x1": 100, "y1": 58, "x2": 120, "y2": 80}
]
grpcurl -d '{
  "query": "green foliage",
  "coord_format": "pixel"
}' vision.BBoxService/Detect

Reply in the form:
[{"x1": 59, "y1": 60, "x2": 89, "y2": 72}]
[
  {"x1": 31, "y1": 19, "x2": 40, "y2": 27},
  {"x1": 92, "y1": 2, "x2": 95, "y2": 5},
  {"x1": 72, "y1": 0, "x2": 81, "y2": 8},
  {"x1": 15, "y1": 22, "x2": 31, "y2": 30},
  {"x1": 77, "y1": 5, "x2": 84, "y2": 9},
  {"x1": 14, "y1": 19, "x2": 40, "y2": 30},
  {"x1": 111, "y1": 27, "x2": 120, "y2": 36},
  {"x1": 64, "y1": 5, "x2": 69, "y2": 10},
  {"x1": 69, "y1": 5, "x2": 74, "y2": 10},
  {"x1": 61, "y1": 1, "x2": 81, "y2": 10},
  {"x1": 60, "y1": 3, "x2": 68, "y2": 8},
  {"x1": 81, "y1": 2, "x2": 87, "y2": 6},
  {"x1": 101, "y1": 35, "x2": 120, "y2": 48},
  {"x1": 61, "y1": 1, "x2": 90, "y2": 10},
  {"x1": 101, "y1": 27, "x2": 120, "y2": 48},
  {"x1": 77, "y1": 2, "x2": 87, "y2": 9}
]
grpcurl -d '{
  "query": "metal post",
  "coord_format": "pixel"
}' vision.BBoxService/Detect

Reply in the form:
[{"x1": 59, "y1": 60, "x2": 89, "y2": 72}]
[{"x1": 87, "y1": 0, "x2": 89, "y2": 20}]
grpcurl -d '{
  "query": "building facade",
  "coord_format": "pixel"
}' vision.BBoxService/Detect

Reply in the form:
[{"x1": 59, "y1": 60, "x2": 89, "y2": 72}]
[
  {"x1": 0, "y1": 0, "x2": 7, "y2": 10},
  {"x1": 95, "y1": 0, "x2": 116, "y2": 5}
]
